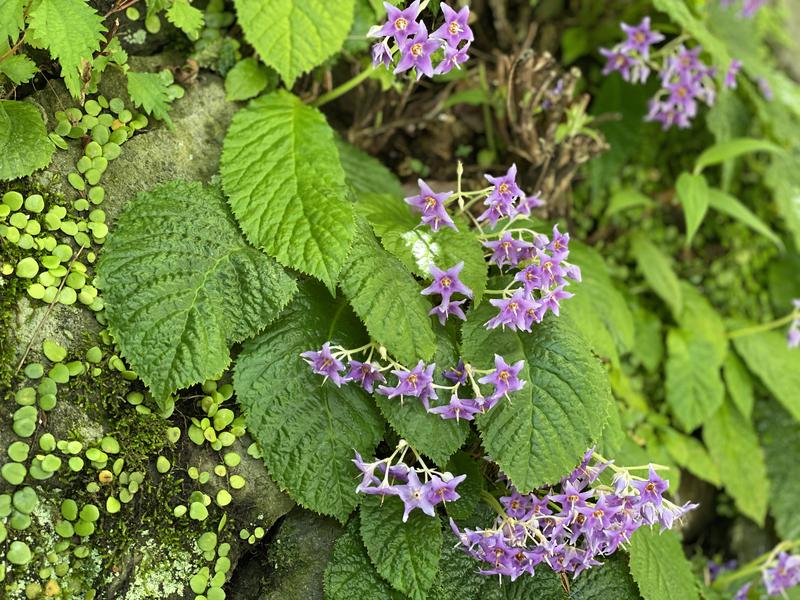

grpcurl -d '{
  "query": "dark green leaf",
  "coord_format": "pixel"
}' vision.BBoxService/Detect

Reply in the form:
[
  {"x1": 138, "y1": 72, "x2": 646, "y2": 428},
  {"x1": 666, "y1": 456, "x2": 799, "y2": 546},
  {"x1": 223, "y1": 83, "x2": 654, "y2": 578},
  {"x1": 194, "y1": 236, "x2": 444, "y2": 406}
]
[
  {"x1": 628, "y1": 528, "x2": 698, "y2": 600},
  {"x1": 758, "y1": 400, "x2": 800, "y2": 540}
]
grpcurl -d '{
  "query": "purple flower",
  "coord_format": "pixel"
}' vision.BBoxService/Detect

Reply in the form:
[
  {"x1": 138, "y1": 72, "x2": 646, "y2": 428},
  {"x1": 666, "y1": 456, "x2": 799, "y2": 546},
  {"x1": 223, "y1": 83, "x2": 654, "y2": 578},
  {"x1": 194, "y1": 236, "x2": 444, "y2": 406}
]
[
  {"x1": 396, "y1": 470, "x2": 437, "y2": 521},
  {"x1": 300, "y1": 342, "x2": 346, "y2": 386},
  {"x1": 395, "y1": 22, "x2": 440, "y2": 80},
  {"x1": 486, "y1": 290, "x2": 536, "y2": 331},
  {"x1": 620, "y1": 17, "x2": 664, "y2": 59},
  {"x1": 547, "y1": 225, "x2": 570, "y2": 260},
  {"x1": 732, "y1": 583, "x2": 752, "y2": 600},
  {"x1": 763, "y1": 552, "x2": 800, "y2": 596},
  {"x1": 516, "y1": 193, "x2": 544, "y2": 216},
  {"x1": 725, "y1": 59, "x2": 742, "y2": 89},
  {"x1": 421, "y1": 262, "x2": 473, "y2": 304},
  {"x1": 431, "y1": 3, "x2": 473, "y2": 47},
  {"x1": 428, "y1": 394, "x2": 481, "y2": 421},
  {"x1": 425, "y1": 472, "x2": 466, "y2": 504},
  {"x1": 742, "y1": 0, "x2": 769, "y2": 18},
  {"x1": 345, "y1": 360, "x2": 386, "y2": 393},
  {"x1": 374, "y1": 0, "x2": 422, "y2": 40},
  {"x1": 485, "y1": 164, "x2": 523, "y2": 204},
  {"x1": 371, "y1": 39, "x2": 393, "y2": 69},
  {"x1": 434, "y1": 42, "x2": 470, "y2": 75},
  {"x1": 443, "y1": 359, "x2": 467, "y2": 385},
  {"x1": 405, "y1": 179, "x2": 456, "y2": 232},
  {"x1": 537, "y1": 286, "x2": 574, "y2": 319},
  {"x1": 378, "y1": 360, "x2": 438, "y2": 408},
  {"x1": 429, "y1": 299, "x2": 467, "y2": 325},
  {"x1": 600, "y1": 47, "x2": 635, "y2": 80},
  {"x1": 631, "y1": 466, "x2": 669, "y2": 506},
  {"x1": 352, "y1": 450, "x2": 381, "y2": 493},
  {"x1": 789, "y1": 302, "x2": 800, "y2": 349},
  {"x1": 758, "y1": 77, "x2": 774, "y2": 101},
  {"x1": 483, "y1": 232, "x2": 533, "y2": 267},
  {"x1": 477, "y1": 355, "x2": 526, "y2": 398}
]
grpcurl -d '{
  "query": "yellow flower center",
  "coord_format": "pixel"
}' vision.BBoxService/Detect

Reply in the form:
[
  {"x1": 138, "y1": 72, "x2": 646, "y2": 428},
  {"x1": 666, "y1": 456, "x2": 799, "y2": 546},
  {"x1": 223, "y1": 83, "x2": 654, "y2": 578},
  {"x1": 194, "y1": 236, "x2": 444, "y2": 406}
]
[
  {"x1": 634, "y1": 31, "x2": 646, "y2": 43},
  {"x1": 498, "y1": 370, "x2": 510, "y2": 382},
  {"x1": 498, "y1": 183, "x2": 509, "y2": 194},
  {"x1": 395, "y1": 17, "x2": 408, "y2": 30},
  {"x1": 407, "y1": 373, "x2": 418, "y2": 387},
  {"x1": 411, "y1": 43, "x2": 424, "y2": 57},
  {"x1": 568, "y1": 494, "x2": 579, "y2": 503},
  {"x1": 448, "y1": 21, "x2": 462, "y2": 35},
  {"x1": 509, "y1": 302, "x2": 518, "y2": 313},
  {"x1": 440, "y1": 276, "x2": 452, "y2": 288},
  {"x1": 424, "y1": 195, "x2": 437, "y2": 209}
]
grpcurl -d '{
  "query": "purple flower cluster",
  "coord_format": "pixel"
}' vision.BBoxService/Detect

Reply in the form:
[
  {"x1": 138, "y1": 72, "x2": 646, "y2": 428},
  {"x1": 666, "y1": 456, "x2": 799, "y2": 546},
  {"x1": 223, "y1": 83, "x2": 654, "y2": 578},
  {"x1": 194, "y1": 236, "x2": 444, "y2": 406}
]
[
  {"x1": 763, "y1": 552, "x2": 800, "y2": 596},
  {"x1": 450, "y1": 451, "x2": 697, "y2": 580},
  {"x1": 720, "y1": 0, "x2": 770, "y2": 18},
  {"x1": 300, "y1": 343, "x2": 526, "y2": 422},
  {"x1": 788, "y1": 299, "x2": 800, "y2": 349},
  {"x1": 600, "y1": 18, "x2": 737, "y2": 130},
  {"x1": 369, "y1": 1, "x2": 472, "y2": 79},
  {"x1": 422, "y1": 262, "x2": 473, "y2": 325},
  {"x1": 353, "y1": 443, "x2": 466, "y2": 522}
]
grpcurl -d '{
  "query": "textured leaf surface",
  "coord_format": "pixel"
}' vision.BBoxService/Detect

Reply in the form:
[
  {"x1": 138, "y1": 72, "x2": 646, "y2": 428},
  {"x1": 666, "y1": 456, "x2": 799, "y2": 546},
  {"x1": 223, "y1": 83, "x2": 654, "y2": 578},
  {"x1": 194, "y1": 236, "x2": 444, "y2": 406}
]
[
  {"x1": 708, "y1": 188, "x2": 782, "y2": 248},
  {"x1": 462, "y1": 304, "x2": 612, "y2": 491},
  {"x1": 0, "y1": 100, "x2": 54, "y2": 180},
  {"x1": 339, "y1": 217, "x2": 436, "y2": 365},
  {"x1": 234, "y1": 283, "x2": 384, "y2": 521},
  {"x1": 233, "y1": 0, "x2": 355, "y2": 83},
  {"x1": 677, "y1": 282, "x2": 728, "y2": 365},
  {"x1": 660, "y1": 428, "x2": 720, "y2": 487},
  {"x1": 758, "y1": 401, "x2": 800, "y2": 540},
  {"x1": 665, "y1": 329, "x2": 724, "y2": 432},
  {"x1": 630, "y1": 234, "x2": 683, "y2": 317},
  {"x1": 733, "y1": 329, "x2": 800, "y2": 421},
  {"x1": 0, "y1": 54, "x2": 37, "y2": 85},
  {"x1": 360, "y1": 496, "x2": 442, "y2": 600},
  {"x1": 166, "y1": 0, "x2": 204, "y2": 40},
  {"x1": 628, "y1": 528, "x2": 698, "y2": 600},
  {"x1": 336, "y1": 139, "x2": 404, "y2": 198},
  {"x1": 98, "y1": 181, "x2": 297, "y2": 400},
  {"x1": 224, "y1": 58, "x2": 271, "y2": 101},
  {"x1": 27, "y1": 0, "x2": 105, "y2": 98},
  {"x1": 704, "y1": 399, "x2": 768, "y2": 524},
  {"x1": 127, "y1": 71, "x2": 174, "y2": 126},
  {"x1": 570, "y1": 555, "x2": 642, "y2": 600},
  {"x1": 358, "y1": 192, "x2": 487, "y2": 305},
  {"x1": 324, "y1": 523, "x2": 404, "y2": 600},
  {"x1": 0, "y1": 0, "x2": 24, "y2": 44},
  {"x1": 221, "y1": 91, "x2": 354, "y2": 291}
]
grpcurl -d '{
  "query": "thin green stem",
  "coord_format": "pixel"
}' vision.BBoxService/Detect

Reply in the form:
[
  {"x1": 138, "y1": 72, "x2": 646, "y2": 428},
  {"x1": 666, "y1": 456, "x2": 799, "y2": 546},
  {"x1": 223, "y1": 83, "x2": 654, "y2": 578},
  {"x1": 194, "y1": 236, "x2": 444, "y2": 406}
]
[
  {"x1": 712, "y1": 540, "x2": 800, "y2": 589},
  {"x1": 313, "y1": 66, "x2": 374, "y2": 108},
  {"x1": 727, "y1": 312, "x2": 798, "y2": 339}
]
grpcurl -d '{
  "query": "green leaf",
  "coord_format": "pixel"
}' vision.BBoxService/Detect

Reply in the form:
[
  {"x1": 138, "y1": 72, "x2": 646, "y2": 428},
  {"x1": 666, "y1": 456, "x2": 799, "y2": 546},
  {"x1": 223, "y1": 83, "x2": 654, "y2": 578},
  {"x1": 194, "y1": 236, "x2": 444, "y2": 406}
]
[
  {"x1": 27, "y1": 0, "x2": 106, "y2": 98},
  {"x1": 360, "y1": 495, "x2": 442, "y2": 600},
  {"x1": 426, "y1": 542, "x2": 497, "y2": 600},
  {"x1": 224, "y1": 57, "x2": 272, "y2": 102},
  {"x1": 221, "y1": 90, "x2": 355, "y2": 292},
  {"x1": 707, "y1": 188, "x2": 783, "y2": 248},
  {"x1": 462, "y1": 304, "x2": 613, "y2": 491},
  {"x1": 0, "y1": 100, "x2": 54, "y2": 181},
  {"x1": 0, "y1": 0, "x2": 24, "y2": 45},
  {"x1": 98, "y1": 181, "x2": 297, "y2": 400},
  {"x1": 126, "y1": 71, "x2": 175, "y2": 126},
  {"x1": 632, "y1": 304, "x2": 663, "y2": 373},
  {"x1": 664, "y1": 328, "x2": 725, "y2": 432},
  {"x1": 675, "y1": 172, "x2": 709, "y2": 246},
  {"x1": 766, "y1": 153, "x2": 800, "y2": 249},
  {"x1": 628, "y1": 528, "x2": 698, "y2": 600},
  {"x1": 733, "y1": 329, "x2": 800, "y2": 421},
  {"x1": 335, "y1": 138, "x2": 404, "y2": 199},
  {"x1": 660, "y1": 427, "x2": 720, "y2": 487},
  {"x1": 0, "y1": 54, "x2": 37, "y2": 85},
  {"x1": 166, "y1": 0, "x2": 204, "y2": 40},
  {"x1": 358, "y1": 192, "x2": 488, "y2": 306},
  {"x1": 605, "y1": 188, "x2": 653, "y2": 218},
  {"x1": 570, "y1": 555, "x2": 642, "y2": 600},
  {"x1": 339, "y1": 217, "x2": 436, "y2": 365},
  {"x1": 703, "y1": 399, "x2": 769, "y2": 524},
  {"x1": 722, "y1": 352, "x2": 754, "y2": 419},
  {"x1": 324, "y1": 523, "x2": 404, "y2": 600},
  {"x1": 234, "y1": 282, "x2": 384, "y2": 521},
  {"x1": 694, "y1": 138, "x2": 783, "y2": 173},
  {"x1": 758, "y1": 400, "x2": 800, "y2": 541},
  {"x1": 677, "y1": 282, "x2": 728, "y2": 365},
  {"x1": 233, "y1": 0, "x2": 355, "y2": 84},
  {"x1": 630, "y1": 234, "x2": 683, "y2": 318}
]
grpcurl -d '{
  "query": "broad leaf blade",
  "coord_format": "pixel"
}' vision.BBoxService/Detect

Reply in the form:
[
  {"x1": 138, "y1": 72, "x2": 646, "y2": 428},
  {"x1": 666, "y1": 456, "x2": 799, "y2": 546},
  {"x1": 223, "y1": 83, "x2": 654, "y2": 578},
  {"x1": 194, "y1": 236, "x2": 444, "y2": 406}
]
[
  {"x1": 127, "y1": 71, "x2": 175, "y2": 126},
  {"x1": 221, "y1": 90, "x2": 355, "y2": 292},
  {"x1": 694, "y1": 137, "x2": 783, "y2": 173},
  {"x1": 462, "y1": 304, "x2": 613, "y2": 491},
  {"x1": 758, "y1": 400, "x2": 800, "y2": 540},
  {"x1": 0, "y1": 100, "x2": 54, "y2": 180},
  {"x1": 165, "y1": 0, "x2": 204, "y2": 40},
  {"x1": 605, "y1": 188, "x2": 653, "y2": 218},
  {"x1": 98, "y1": 181, "x2": 297, "y2": 400},
  {"x1": 707, "y1": 188, "x2": 783, "y2": 248},
  {"x1": 336, "y1": 139, "x2": 404, "y2": 198},
  {"x1": 630, "y1": 234, "x2": 683, "y2": 317},
  {"x1": 224, "y1": 58, "x2": 272, "y2": 102},
  {"x1": 675, "y1": 172, "x2": 709, "y2": 246},
  {"x1": 360, "y1": 495, "x2": 442, "y2": 600},
  {"x1": 628, "y1": 528, "x2": 698, "y2": 600},
  {"x1": 234, "y1": 282, "x2": 384, "y2": 521}
]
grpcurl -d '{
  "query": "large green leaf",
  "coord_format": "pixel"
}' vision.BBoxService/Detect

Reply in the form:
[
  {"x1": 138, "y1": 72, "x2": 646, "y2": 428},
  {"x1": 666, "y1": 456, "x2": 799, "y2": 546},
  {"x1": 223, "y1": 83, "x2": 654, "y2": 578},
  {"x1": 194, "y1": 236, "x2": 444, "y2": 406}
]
[
  {"x1": 570, "y1": 555, "x2": 642, "y2": 600},
  {"x1": 360, "y1": 496, "x2": 442, "y2": 600},
  {"x1": 224, "y1": 58, "x2": 272, "y2": 102},
  {"x1": 660, "y1": 427, "x2": 720, "y2": 487},
  {"x1": 758, "y1": 400, "x2": 800, "y2": 541},
  {"x1": 324, "y1": 523, "x2": 404, "y2": 600},
  {"x1": 98, "y1": 181, "x2": 297, "y2": 400},
  {"x1": 339, "y1": 217, "x2": 436, "y2": 365},
  {"x1": 27, "y1": 0, "x2": 106, "y2": 98},
  {"x1": 0, "y1": 100, "x2": 54, "y2": 181},
  {"x1": 722, "y1": 352, "x2": 754, "y2": 419},
  {"x1": 694, "y1": 138, "x2": 783, "y2": 173},
  {"x1": 165, "y1": 0, "x2": 204, "y2": 40},
  {"x1": 358, "y1": 192, "x2": 488, "y2": 306},
  {"x1": 233, "y1": 0, "x2": 355, "y2": 84},
  {"x1": 733, "y1": 329, "x2": 800, "y2": 421},
  {"x1": 628, "y1": 528, "x2": 698, "y2": 600},
  {"x1": 677, "y1": 282, "x2": 728, "y2": 365},
  {"x1": 462, "y1": 304, "x2": 612, "y2": 491},
  {"x1": 675, "y1": 173, "x2": 709, "y2": 247},
  {"x1": 703, "y1": 399, "x2": 768, "y2": 524},
  {"x1": 664, "y1": 328, "x2": 725, "y2": 432},
  {"x1": 630, "y1": 234, "x2": 683, "y2": 317},
  {"x1": 707, "y1": 188, "x2": 783, "y2": 248},
  {"x1": 0, "y1": 0, "x2": 25, "y2": 45},
  {"x1": 605, "y1": 188, "x2": 653, "y2": 218},
  {"x1": 221, "y1": 90, "x2": 355, "y2": 291},
  {"x1": 336, "y1": 138, "x2": 404, "y2": 198},
  {"x1": 234, "y1": 282, "x2": 384, "y2": 521},
  {"x1": 127, "y1": 71, "x2": 175, "y2": 126}
]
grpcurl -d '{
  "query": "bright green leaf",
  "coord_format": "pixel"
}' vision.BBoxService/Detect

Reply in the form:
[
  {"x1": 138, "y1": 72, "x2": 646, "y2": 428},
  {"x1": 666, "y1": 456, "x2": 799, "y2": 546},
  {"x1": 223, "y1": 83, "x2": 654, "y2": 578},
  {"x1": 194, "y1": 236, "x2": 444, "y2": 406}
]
[
  {"x1": 722, "y1": 352, "x2": 754, "y2": 419},
  {"x1": 233, "y1": 0, "x2": 356, "y2": 84},
  {"x1": 630, "y1": 234, "x2": 683, "y2": 317},
  {"x1": 632, "y1": 303, "x2": 663, "y2": 373},
  {"x1": 677, "y1": 282, "x2": 728, "y2": 365},
  {"x1": 234, "y1": 283, "x2": 384, "y2": 521},
  {"x1": 694, "y1": 137, "x2": 783, "y2": 173},
  {"x1": 628, "y1": 527, "x2": 698, "y2": 600},
  {"x1": 704, "y1": 399, "x2": 769, "y2": 524},
  {"x1": 0, "y1": 100, "x2": 54, "y2": 181},
  {"x1": 462, "y1": 304, "x2": 612, "y2": 491},
  {"x1": 127, "y1": 71, "x2": 175, "y2": 126},
  {"x1": 336, "y1": 138, "x2": 404, "y2": 198},
  {"x1": 166, "y1": 0, "x2": 204, "y2": 40},
  {"x1": 660, "y1": 427, "x2": 720, "y2": 487},
  {"x1": 675, "y1": 172, "x2": 709, "y2": 246},
  {"x1": 98, "y1": 181, "x2": 297, "y2": 400},
  {"x1": 605, "y1": 188, "x2": 653, "y2": 218},
  {"x1": 360, "y1": 495, "x2": 442, "y2": 600},
  {"x1": 0, "y1": 54, "x2": 37, "y2": 85},
  {"x1": 0, "y1": 0, "x2": 25, "y2": 45},
  {"x1": 707, "y1": 188, "x2": 783, "y2": 248},
  {"x1": 224, "y1": 57, "x2": 272, "y2": 101},
  {"x1": 221, "y1": 90, "x2": 355, "y2": 291}
]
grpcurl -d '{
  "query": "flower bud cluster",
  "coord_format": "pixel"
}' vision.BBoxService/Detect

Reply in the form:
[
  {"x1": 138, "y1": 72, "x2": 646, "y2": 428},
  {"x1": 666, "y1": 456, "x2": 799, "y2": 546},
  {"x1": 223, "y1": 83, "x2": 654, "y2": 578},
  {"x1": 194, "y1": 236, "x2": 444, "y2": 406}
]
[
  {"x1": 353, "y1": 441, "x2": 466, "y2": 522},
  {"x1": 369, "y1": 1, "x2": 472, "y2": 79},
  {"x1": 450, "y1": 450, "x2": 697, "y2": 580}
]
